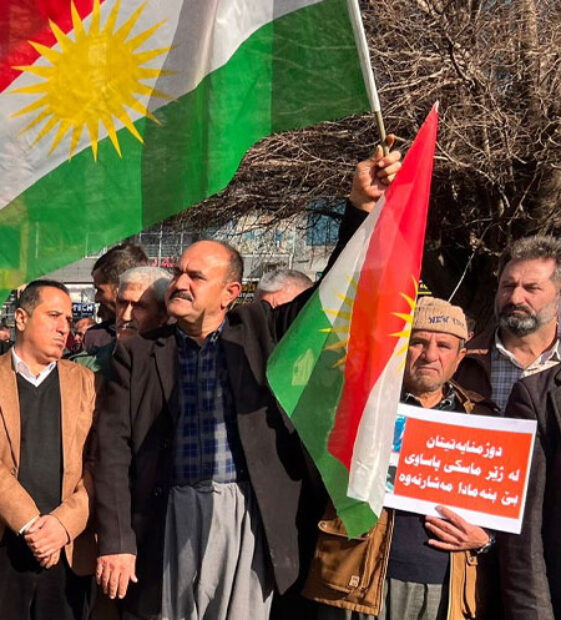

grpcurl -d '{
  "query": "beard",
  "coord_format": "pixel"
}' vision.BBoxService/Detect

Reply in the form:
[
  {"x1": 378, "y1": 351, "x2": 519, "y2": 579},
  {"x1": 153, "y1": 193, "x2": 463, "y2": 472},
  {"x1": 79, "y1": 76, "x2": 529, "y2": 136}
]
[
  {"x1": 496, "y1": 301, "x2": 558, "y2": 337},
  {"x1": 497, "y1": 304, "x2": 538, "y2": 337}
]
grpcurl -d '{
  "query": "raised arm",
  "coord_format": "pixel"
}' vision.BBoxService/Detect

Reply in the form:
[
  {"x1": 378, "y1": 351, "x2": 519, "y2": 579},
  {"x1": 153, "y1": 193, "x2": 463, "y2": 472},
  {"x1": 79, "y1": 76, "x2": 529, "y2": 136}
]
[{"x1": 272, "y1": 140, "x2": 402, "y2": 339}]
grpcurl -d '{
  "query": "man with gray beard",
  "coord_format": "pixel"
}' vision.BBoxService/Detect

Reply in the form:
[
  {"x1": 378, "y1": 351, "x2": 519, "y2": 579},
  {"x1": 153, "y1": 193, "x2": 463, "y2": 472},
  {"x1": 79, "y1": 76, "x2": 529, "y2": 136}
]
[{"x1": 456, "y1": 235, "x2": 561, "y2": 410}]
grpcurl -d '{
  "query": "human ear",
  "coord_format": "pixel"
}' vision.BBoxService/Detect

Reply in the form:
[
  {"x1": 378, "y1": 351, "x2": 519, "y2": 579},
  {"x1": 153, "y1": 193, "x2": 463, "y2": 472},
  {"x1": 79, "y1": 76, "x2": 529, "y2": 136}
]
[
  {"x1": 14, "y1": 307, "x2": 28, "y2": 333},
  {"x1": 222, "y1": 281, "x2": 242, "y2": 308}
]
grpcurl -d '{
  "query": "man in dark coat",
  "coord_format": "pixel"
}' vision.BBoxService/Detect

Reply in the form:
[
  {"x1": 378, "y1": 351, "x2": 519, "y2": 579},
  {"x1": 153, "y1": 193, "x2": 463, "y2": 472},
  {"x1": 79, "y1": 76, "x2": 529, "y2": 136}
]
[
  {"x1": 499, "y1": 366, "x2": 561, "y2": 620},
  {"x1": 455, "y1": 235, "x2": 561, "y2": 410},
  {"x1": 93, "y1": 147, "x2": 402, "y2": 619},
  {"x1": 83, "y1": 243, "x2": 150, "y2": 351}
]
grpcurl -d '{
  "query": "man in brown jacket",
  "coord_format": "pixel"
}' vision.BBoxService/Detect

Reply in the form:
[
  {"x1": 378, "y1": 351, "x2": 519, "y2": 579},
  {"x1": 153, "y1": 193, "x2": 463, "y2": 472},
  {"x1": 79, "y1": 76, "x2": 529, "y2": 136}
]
[
  {"x1": 304, "y1": 297, "x2": 499, "y2": 620},
  {"x1": 0, "y1": 280, "x2": 97, "y2": 619}
]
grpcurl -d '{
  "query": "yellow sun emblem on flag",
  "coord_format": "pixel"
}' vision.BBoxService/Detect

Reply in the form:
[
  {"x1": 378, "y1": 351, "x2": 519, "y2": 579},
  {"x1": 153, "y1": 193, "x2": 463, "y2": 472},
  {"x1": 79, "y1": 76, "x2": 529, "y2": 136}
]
[
  {"x1": 321, "y1": 276, "x2": 419, "y2": 372},
  {"x1": 11, "y1": 0, "x2": 171, "y2": 161},
  {"x1": 320, "y1": 275, "x2": 358, "y2": 370},
  {"x1": 391, "y1": 276, "x2": 419, "y2": 370}
]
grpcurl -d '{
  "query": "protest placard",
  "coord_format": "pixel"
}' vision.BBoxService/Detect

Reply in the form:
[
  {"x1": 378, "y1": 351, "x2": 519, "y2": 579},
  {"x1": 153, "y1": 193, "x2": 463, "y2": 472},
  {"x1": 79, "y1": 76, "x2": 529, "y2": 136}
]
[{"x1": 384, "y1": 403, "x2": 536, "y2": 533}]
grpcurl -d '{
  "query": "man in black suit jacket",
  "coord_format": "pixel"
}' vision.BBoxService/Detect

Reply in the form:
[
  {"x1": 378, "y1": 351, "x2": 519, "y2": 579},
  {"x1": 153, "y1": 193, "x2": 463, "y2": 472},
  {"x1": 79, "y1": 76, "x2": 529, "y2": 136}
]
[
  {"x1": 499, "y1": 367, "x2": 561, "y2": 620},
  {"x1": 94, "y1": 145, "x2": 401, "y2": 619}
]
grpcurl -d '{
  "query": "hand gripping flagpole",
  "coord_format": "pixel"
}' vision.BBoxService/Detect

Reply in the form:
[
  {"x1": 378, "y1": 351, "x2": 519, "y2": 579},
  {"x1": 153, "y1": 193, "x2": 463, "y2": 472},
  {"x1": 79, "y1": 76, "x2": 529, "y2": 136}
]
[{"x1": 346, "y1": 0, "x2": 389, "y2": 155}]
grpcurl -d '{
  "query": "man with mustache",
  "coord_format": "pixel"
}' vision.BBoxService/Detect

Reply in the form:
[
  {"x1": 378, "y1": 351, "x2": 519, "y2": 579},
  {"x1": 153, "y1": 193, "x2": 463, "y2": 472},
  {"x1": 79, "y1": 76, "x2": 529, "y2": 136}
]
[
  {"x1": 72, "y1": 267, "x2": 171, "y2": 378},
  {"x1": 456, "y1": 236, "x2": 561, "y2": 410},
  {"x1": 115, "y1": 267, "x2": 171, "y2": 344},
  {"x1": 71, "y1": 318, "x2": 96, "y2": 353},
  {"x1": 93, "y1": 145, "x2": 402, "y2": 620},
  {"x1": 0, "y1": 280, "x2": 96, "y2": 619},
  {"x1": 83, "y1": 244, "x2": 150, "y2": 352},
  {"x1": 304, "y1": 297, "x2": 499, "y2": 620}
]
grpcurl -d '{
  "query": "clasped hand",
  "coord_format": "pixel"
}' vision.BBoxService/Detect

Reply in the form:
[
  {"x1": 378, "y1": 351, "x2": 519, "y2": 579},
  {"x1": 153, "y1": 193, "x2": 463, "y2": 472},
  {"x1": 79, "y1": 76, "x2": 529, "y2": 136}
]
[{"x1": 24, "y1": 514, "x2": 68, "y2": 568}]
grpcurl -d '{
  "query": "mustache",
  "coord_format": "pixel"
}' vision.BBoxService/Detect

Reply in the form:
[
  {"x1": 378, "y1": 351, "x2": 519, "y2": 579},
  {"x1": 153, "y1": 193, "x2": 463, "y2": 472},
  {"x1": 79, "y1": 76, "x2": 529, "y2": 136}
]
[
  {"x1": 416, "y1": 363, "x2": 439, "y2": 370},
  {"x1": 169, "y1": 290, "x2": 193, "y2": 302},
  {"x1": 117, "y1": 321, "x2": 137, "y2": 331},
  {"x1": 499, "y1": 303, "x2": 533, "y2": 317}
]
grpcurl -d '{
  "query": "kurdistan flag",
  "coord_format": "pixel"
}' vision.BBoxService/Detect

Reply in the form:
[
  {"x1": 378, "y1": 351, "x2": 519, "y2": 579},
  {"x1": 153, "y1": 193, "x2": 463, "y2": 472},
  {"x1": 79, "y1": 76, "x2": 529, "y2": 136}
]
[
  {"x1": 0, "y1": 0, "x2": 370, "y2": 299},
  {"x1": 267, "y1": 106, "x2": 438, "y2": 537}
]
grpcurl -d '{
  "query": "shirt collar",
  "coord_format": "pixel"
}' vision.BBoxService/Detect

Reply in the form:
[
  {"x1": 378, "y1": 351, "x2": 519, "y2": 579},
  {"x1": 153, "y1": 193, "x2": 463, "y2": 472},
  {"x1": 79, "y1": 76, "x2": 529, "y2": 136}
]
[
  {"x1": 402, "y1": 382, "x2": 455, "y2": 409},
  {"x1": 494, "y1": 329, "x2": 561, "y2": 369},
  {"x1": 11, "y1": 348, "x2": 57, "y2": 387},
  {"x1": 176, "y1": 322, "x2": 224, "y2": 348}
]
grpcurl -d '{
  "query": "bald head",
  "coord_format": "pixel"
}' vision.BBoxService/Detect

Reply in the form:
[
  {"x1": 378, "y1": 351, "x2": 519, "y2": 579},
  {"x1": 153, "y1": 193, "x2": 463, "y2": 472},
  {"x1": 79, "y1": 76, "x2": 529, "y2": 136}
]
[{"x1": 188, "y1": 240, "x2": 243, "y2": 284}]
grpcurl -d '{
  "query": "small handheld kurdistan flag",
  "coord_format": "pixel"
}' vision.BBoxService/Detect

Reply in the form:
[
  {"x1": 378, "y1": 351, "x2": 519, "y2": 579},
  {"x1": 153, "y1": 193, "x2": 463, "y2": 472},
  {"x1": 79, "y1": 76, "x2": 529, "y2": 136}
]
[
  {"x1": 267, "y1": 105, "x2": 439, "y2": 537},
  {"x1": 0, "y1": 0, "x2": 371, "y2": 300}
]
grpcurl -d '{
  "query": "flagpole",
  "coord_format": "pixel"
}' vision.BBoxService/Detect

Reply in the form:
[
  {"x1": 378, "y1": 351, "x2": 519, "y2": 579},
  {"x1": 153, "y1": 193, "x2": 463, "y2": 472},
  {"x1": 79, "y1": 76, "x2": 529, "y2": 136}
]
[{"x1": 346, "y1": 0, "x2": 389, "y2": 155}]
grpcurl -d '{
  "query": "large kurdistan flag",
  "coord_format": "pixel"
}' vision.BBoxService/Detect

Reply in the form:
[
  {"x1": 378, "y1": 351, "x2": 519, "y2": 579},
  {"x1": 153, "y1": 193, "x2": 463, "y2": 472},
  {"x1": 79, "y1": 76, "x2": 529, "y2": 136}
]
[
  {"x1": 0, "y1": 0, "x2": 370, "y2": 299},
  {"x1": 268, "y1": 106, "x2": 438, "y2": 537}
]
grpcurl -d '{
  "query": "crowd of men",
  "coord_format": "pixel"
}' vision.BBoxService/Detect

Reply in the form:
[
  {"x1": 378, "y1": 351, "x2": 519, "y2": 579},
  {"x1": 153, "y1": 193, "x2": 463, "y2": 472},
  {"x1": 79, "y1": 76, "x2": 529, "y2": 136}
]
[{"x1": 1, "y1": 142, "x2": 560, "y2": 620}]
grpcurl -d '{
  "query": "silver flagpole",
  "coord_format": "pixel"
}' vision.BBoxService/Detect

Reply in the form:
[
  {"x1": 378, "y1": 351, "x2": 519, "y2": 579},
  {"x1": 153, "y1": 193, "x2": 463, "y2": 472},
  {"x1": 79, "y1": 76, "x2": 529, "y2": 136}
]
[{"x1": 346, "y1": 0, "x2": 388, "y2": 154}]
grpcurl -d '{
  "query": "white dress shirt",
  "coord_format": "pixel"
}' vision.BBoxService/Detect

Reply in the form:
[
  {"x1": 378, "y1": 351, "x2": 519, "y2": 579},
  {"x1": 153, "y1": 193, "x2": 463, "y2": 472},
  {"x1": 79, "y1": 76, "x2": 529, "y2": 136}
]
[
  {"x1": 11, "y1": 348, "x2": 58, "y2": 532},
  {"x1": 11, "y1": 348, "x2": 57, "y2": 388}
]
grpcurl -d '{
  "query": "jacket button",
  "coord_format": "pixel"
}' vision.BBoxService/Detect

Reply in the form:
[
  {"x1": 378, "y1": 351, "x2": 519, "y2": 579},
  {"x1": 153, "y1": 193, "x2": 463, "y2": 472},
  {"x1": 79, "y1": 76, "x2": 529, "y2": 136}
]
[
  {"x1": 10, "y1": 467, "x2": 16, "y2": 476},
  {"x1": 162, "y1": 439, "x2": 171, "y2": 449},
  {"x1": 153, "y1": 486, "x2": 163, "y2": 497}
]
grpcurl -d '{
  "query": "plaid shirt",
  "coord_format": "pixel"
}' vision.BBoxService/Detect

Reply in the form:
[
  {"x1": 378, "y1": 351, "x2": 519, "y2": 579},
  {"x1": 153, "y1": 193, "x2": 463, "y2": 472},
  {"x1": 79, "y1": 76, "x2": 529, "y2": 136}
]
[
  {"x1": 490, "y1": 331, "x2": 561, "y2": 411},
  {"x1": 402, "y1": 384, "x2": 456, "y2": 411},
  {"x1": 173, "y1": 325, "x2": 247, "y2": 486}
]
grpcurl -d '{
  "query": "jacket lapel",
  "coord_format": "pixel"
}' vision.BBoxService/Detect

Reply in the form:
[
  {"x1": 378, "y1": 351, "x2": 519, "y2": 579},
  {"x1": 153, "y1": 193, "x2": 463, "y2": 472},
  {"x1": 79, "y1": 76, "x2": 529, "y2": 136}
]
[
  {"x1": 0, "y1": 352, "x2": 21, "y2": 466},
  {"x1": 153, "y1": 330, "x2": 179, "y2": 421},
  {"x1": 221, "y1": 320, "x2": 245, "y2": 403},
  {"x1": 549, "y1": 367, "x2": 561, "y2": 434},
  {"x1": 58, "y1": 361, "x2": 78, "y2": 471}
]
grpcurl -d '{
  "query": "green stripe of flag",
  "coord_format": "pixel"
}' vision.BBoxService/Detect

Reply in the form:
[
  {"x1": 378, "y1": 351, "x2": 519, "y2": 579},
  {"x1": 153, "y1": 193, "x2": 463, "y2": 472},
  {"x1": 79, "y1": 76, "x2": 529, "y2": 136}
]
[
  {"x1": 0, "y1": 0, "x2": 369, "y2": 296},
  {"x1": 268, "y1": 287, "x2": 375, "y2": 537}
]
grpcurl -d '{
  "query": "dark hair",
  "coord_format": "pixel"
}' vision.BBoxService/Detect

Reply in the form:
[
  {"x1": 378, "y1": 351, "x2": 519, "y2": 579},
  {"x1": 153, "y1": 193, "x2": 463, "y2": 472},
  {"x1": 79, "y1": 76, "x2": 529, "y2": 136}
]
[
  {"x1": 465, "y1": 314, "x2": 476, "y2": 334},
  {"x1": 18, "y1": 280, "x2": 70, "y2": 315},
  {"x1": 92, "y1": 243, "x2": 149, "y2": 285},
  {"x1": 218, "y1": 241, "x2": 243, "y2": 282},
  {"x1": 498, "y1": 235, "x2": 561, "y2": 283}
]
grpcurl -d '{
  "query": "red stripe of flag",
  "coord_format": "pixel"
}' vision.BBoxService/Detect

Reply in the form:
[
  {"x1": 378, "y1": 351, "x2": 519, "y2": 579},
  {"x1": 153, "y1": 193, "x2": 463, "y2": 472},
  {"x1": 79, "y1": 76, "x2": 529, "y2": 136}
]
[
  {"x1": 328, "y1": 107, "x2": 439, "y2": 469},
  {"x1": 0, "y1": 0, "x2": 107, "y2": 93}
]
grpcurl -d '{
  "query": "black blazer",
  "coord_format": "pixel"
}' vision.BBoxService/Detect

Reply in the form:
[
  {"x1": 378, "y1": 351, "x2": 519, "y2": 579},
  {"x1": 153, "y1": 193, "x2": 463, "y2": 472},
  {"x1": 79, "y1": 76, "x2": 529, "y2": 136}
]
[
  {"x1": 499, "y1": 365, "x2": 561, "y2": 620},
  {"x1": 94, "y1": 203, "x2": 366, "y2": 615}
]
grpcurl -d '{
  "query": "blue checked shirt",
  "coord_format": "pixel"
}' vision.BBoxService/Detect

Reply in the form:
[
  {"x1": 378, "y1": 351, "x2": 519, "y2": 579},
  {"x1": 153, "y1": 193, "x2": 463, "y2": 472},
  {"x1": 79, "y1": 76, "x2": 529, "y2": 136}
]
[
  {"x1": 173, "y1": 325, "x2": 247, "y2": 486},
  {"x1": 490, "y1": 330, "x2": 561, "y2": 411}
]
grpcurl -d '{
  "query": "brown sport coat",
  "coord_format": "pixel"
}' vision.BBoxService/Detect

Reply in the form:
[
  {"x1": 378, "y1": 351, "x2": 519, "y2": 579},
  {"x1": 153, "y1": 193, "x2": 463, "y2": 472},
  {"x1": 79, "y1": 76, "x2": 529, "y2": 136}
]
[
  {"x1": 303, "y1": 383, "x2": 501, "y2": 620},
  {"x1": 0, "y1": 352, "x2": 97, "y2": 575}
]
